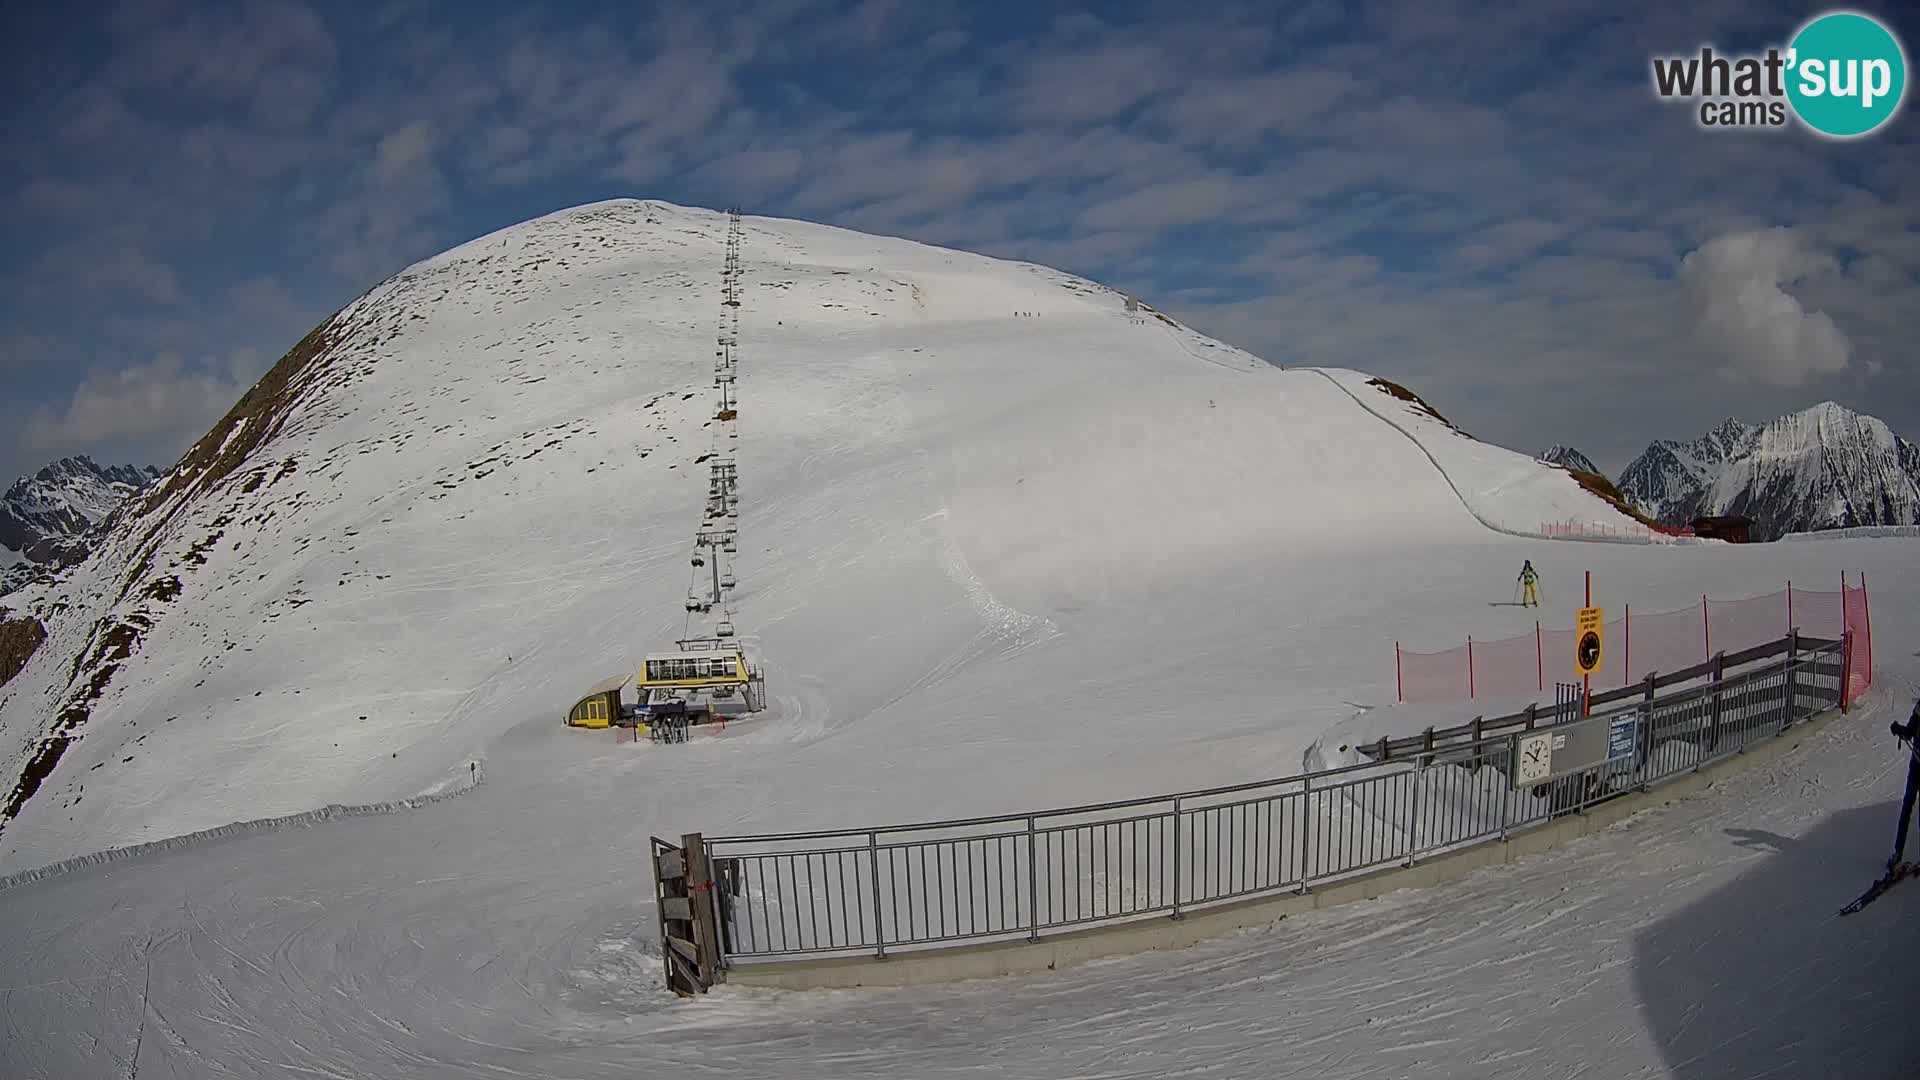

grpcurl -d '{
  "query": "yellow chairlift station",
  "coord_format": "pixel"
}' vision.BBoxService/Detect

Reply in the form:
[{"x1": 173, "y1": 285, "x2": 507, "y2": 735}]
[{"x1": 639, "y1": 647, "x2": 752, "y2": 691}]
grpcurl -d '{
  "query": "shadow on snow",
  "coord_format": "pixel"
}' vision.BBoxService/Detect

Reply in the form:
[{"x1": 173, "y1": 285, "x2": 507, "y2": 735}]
[{"x1": 1631, "y1": 802, "x2": 1920, "y2": 1080}]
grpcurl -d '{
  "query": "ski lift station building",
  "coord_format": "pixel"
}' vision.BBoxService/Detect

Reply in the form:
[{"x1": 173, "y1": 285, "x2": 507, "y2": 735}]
[
  {"x1": 565, "y1": 673, "x2": 630, "y2": 729},
  {"x1": 564, "y1": 643, "x2": 766, "y2": 729}
]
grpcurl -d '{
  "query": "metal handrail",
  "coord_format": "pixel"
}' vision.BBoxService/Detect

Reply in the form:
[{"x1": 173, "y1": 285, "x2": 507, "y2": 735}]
[{"x1": 692, "y1": 635, "x2": 1848, "y2": 964}]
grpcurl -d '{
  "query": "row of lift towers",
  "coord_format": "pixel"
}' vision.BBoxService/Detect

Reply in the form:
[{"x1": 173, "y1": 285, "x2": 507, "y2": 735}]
[{"x1": 567, "y1": 208, "x2": 768, "y2": 739}]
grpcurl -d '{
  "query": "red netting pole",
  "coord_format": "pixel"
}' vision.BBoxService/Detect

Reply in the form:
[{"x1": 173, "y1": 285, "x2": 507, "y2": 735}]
[
  {"x1": 1535, "y1": 620, "x2": 1543, "y2": 691},
  {"x1": 1396, "y1": 642, "x2": 1403, "y2": 703},
  {"x1": 1786, "y1": 580, "x2": 1793, "y2": 634},
  {"x1": 1863, "y1": 572, "x2": 1873, "y2": 686}
]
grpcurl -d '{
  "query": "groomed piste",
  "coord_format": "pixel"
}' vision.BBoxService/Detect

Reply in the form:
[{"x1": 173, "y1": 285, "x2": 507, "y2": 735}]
[{"x1": 0, "y1": 200, "x2": 1914, "y2": 1077}]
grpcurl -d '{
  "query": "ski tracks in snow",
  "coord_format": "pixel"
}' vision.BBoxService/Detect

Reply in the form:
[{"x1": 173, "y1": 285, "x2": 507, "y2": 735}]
[
  {"x1": 873, "y1": 504, "x2": 1063, "y2": 709},
  {"x1": 925, "y1": 505, "x2": 1060, "y2": 656}
]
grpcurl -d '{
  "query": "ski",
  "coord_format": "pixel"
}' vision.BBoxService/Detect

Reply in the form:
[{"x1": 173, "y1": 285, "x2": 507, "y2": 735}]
[{"x1": 1840, "y1": 862, "x2": 1920, "y2": 915}]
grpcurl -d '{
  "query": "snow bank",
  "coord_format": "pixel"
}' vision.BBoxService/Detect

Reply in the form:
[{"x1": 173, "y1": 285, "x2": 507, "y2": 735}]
[{"x1": 1782, "y1": 524, "x2": 1920, "y2": 541}]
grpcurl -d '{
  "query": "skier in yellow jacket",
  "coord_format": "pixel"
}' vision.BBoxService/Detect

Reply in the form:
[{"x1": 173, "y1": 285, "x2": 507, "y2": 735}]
[{"x1": 1518, "y1": 560, "x2": 1541, "y2": 607}]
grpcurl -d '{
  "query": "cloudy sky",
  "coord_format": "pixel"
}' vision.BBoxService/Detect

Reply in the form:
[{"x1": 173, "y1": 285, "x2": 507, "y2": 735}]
[{"x1": 2, "y1": 0, "x2": 1916, "y2": 485}]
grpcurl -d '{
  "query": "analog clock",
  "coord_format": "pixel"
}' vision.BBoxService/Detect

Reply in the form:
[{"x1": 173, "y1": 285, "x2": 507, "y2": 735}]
[{"x1": 1514, "y1": 731, "x2": 1554, "y2": 786}]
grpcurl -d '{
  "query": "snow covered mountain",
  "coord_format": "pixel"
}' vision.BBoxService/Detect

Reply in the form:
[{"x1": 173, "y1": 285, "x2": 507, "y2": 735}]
[
  {"x1": 1617, "y1": 404, "x2": 1920, "y2": 540},
  {"x1": 0, "y1": 457, "x2": 163, "y2": 594},
  {"x1": 1539, "y1": 446, "x2": 1599, "y2": 475},
  {"x1": 0, "y1": 199, "x2": 1646, "y2": 872}
]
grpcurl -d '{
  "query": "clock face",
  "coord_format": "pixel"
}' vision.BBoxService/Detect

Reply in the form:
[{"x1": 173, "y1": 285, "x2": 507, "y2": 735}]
[{"x1": 1515, "y1": 733, "x2": 1554, "y2": 785}]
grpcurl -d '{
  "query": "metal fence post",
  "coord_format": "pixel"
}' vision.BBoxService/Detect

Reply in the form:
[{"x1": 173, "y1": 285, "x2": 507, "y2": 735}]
[
  {"x1": 1025, "y1": 816, "x2": 1040, "y2": 942},
  {"x1": 1840, "y1": 630, "x2": 1854, "y2": 712},
  {"x1": 868, "y1": 830, "x2": 886, "y2": 959},
  {"x1": 1707, "y1": 652, "x2": 1725, "y2": 754},
  {"x1": 1171, "y1": 797, "x2": 1184, "y2": 919},
  {"x1": 1497, "y1": 733, "x2": 1513, "y2": 839},
  {"x1": 1405, "y1": 761, "x2": 1421, "y2": 866},
  {"x1": 1296, "y1": 778, "x2": 1312, "y2": 893},
  {"x1": 1636, "y1": 671, "x2": 1658, "y2": 779}
]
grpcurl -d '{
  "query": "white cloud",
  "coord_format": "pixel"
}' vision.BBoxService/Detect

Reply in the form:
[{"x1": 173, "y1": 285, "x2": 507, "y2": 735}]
[
  {"x1": 1678, "y1": 228, "x2": 1852, "y2": 388},
  {"x1": 253, "y1": 65, "x2": 333, "y2": 129},
  {"x1": 35, "y1": 239, "x2": 180, "y2": 305},
  {"x1": 109, "y1": 0, "x2": 337, "y2": 102},
  {"x1": 55, "y1": 84, "x2": 141, "y2": 146},
  {"x1": 375, "y1": 123, "x2": 435, "y2": 184},
  {"x1": 1077, "y1": 173, "x2": 1302, "y2": 233},
  {"x1": 1454, "y1": 219, "x2": 1572, "y2": 269},
  {"x1": 15, "y1": 177, "x2": 137, "y2": 221},
  {"x1": 21, "y1": 351, "x2": 256, "y2": 453},
  {"x1": 1140, "y1": 68, "x2": 1359, "y2": 145},
  {"x1": 228, "y1": 275, "x2": 307, "y2": 330}
]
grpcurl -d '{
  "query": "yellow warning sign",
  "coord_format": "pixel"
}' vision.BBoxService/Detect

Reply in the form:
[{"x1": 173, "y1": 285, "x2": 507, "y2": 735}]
[{"x1": 1575, "y1": 606, "x2": 1604, "y2": 675}]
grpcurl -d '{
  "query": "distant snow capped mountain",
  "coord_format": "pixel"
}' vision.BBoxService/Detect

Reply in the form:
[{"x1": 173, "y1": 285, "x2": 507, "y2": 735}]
[
  {"x1": 0, "y1": 457, "x2": 164, "y2": 592},
  {"x1": 1617, "y1": 404, "x2": 1920, "y2": 540},
  {"x1": 1617, "y1": 418, "x2": 1755, "y2": 525},
  {"x1": 1539, "y1": 446, "x2": 1599, "y2": 474}
]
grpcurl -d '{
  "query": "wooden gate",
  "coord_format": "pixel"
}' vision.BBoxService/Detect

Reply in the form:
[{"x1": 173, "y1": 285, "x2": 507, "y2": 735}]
[{"x1": 652, "y1": 832, "x2": 724, "y2": 995}]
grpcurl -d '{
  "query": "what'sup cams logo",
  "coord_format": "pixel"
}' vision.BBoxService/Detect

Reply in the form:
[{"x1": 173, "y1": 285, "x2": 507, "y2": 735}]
[{"x1": 1651, "y1": 10, "x2": 1908, "y2": 137}]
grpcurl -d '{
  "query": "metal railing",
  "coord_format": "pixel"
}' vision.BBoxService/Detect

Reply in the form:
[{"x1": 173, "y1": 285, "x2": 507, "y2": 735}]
[
  {"x1": 1375, "y1": 630, "x2": 1828, "y2": 760},
  {"x1": 697, "y1": 634, "x2": 1847, "y2": 965}
]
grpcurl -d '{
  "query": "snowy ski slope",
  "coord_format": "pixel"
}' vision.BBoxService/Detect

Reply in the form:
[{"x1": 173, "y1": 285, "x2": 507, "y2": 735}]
[
  {"x1": 0, "y1": 199, "x2": 1634, "y2": 872},
  {"x1": 0, "y1": 681, "x2": 1912, "y2": 1078},
  {"x1": 0, "y1": 199, "x2": 1914, "y2": 1077},
  {"x1": 1315, "y1": 366, "x2": 1656, "y2": 538}
]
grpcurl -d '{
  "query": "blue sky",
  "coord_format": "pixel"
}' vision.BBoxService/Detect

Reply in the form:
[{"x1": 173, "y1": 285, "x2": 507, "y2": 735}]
[{"x1": 2, "y1": 0, "x2": 1917, "y2": 485}]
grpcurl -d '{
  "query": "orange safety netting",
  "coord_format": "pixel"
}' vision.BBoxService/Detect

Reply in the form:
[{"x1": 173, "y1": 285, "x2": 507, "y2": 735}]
[{"x1": 1396, "y1": 577, "x2": 1873, "y2": 705}]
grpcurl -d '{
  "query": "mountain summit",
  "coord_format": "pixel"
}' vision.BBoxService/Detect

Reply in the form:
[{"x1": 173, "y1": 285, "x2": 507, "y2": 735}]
[
  {"x1": 1539, "y1": 446, "x2": 1599, "y2": 475},
  {"x1": 1618, "y1": 402, "x2": 1920, "y2": 539}
]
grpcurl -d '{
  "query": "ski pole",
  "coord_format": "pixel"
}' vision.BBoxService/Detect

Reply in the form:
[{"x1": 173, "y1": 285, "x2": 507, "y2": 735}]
[{"x1": 1889, "y1": 707, "x2": 1920, "y2": 875}]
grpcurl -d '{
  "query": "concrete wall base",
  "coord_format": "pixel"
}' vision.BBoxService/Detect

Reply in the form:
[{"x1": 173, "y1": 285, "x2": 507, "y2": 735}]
[{"x1": 724, "y1": 705, "x2": 1853, "y2": 991}]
